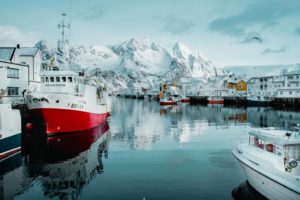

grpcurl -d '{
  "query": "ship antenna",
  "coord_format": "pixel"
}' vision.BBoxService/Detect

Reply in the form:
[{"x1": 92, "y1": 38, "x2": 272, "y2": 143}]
[
  {"x1": 57, "y1": 13, "x2": 71, "y2": 69},
  {"x1": 57, "y1": 13, "x2": 71, "y2": 51}
]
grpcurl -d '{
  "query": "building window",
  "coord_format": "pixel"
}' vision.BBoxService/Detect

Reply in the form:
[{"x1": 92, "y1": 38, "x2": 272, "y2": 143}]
[
  {"x1": 7, "y1": 87, "x2": 19, "y2": 96},
  {"x1": 7, "y1": 68, "x2": 19, "y2": 78},
  {"x1": 45, "y1": 77, "x2": 49, "y2": 82},
  {"x1": 56, "y1": 77, "x2": 60, "y2": 82},
  {"x1": 41, "y1": 77, "x2": 44, "y2": 82},
  {"x1": 287, "y1": 75, "x2": 293, "y2": 80},
  {"x1": 68, "y1": 77, "x2": 73, "y2": 82},
  {"x1": 62, "y1": 77, "x2": 66, "y2": 82},
  {"x1": 289, "y1": 91, "x2": 292, "y2": 95},
  {"x1": 280, "y1": 91, "x2": 283, "y2": 95},
  {"x1": 50, "y1": 77, "x2": 54, "y2": 82}
]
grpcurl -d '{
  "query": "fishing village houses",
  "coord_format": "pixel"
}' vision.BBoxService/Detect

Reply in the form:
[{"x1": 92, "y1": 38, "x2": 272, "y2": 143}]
[
  {"x1": 184, "y1": 70, "x2": 300, "y2": 107},
  {"x1": 0, "y1": 45, "x2": 42, "y2": 103}
]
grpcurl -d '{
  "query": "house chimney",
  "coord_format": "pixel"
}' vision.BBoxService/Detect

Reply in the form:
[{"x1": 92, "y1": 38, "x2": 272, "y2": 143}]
[{"x1": 16, "y1": 44, "x2": 20, "y2": 49}]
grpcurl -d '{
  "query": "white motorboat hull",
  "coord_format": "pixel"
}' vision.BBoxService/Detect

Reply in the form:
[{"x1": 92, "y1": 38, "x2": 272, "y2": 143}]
[{"x1": 233, "y1": 150, "x2": 300, "y2": 200}]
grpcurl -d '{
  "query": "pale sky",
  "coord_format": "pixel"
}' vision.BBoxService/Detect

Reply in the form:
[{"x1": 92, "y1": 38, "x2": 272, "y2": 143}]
[{"x1": 0, "y1": 0, "x2": 300, "y2": 67}]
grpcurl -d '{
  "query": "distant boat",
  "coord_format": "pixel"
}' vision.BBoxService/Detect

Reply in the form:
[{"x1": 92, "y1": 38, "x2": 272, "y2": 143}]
[
  {"x1": 233, "y1": 128, "x2": 300, "y2": 200},
  {"x1": 159, "y1": 96, "x2": 177, "y2": 105},
  {"x1": 208, "y1": 96, "x2": 224, "y2": 104},
  {"x1": 179, "y1": 95, "x2": 190, "y2": 103},
  {"x1": 159, "y1": 82, "x2": 179, "y2": 105},
  {"x1": 0, "y1": 103, "x2": 21, "y2": 160}
]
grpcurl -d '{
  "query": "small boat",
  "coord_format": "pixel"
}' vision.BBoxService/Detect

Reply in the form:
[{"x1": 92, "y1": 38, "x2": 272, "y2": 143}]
[
  {"x1": 159, "y1": 82, "x2": 179, "y2": 105},
  {"x1": 0, "y1": 103, "x2": 21, "y2": 160},
  {"x1": 208, "y1": 96, "x2": 224, "y2": 104},
  {"x1": 233, "y1": 128, "x2": 300, "y2": 200},
  {"x1": 179, "y1": 95, "x2": 190, "y2": 103},
  {"x1": 159, "y1": 97, "x2": 177, "y2": 105}
]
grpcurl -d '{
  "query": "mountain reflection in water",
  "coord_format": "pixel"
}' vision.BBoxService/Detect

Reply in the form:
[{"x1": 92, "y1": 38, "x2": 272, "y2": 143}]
[{"x1": 1, "y1": 98, "x2": 300, "y2": 199}]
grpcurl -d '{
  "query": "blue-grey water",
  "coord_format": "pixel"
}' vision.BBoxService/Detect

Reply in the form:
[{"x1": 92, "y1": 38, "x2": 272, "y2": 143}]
[{"x1": 2, "y1": 98, "x2": 297, "y2": 200}]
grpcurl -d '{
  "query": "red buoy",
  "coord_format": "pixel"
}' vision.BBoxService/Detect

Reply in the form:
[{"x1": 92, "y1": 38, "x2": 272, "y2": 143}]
[{"x1": 26, "y1": 123, "x2": 33, "y2": 130}]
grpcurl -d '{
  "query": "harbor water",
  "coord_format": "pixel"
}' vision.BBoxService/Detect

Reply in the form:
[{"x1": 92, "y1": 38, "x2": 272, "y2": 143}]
[{"x1": 2, "y1": 97, "x2": 297, "y2": 200}]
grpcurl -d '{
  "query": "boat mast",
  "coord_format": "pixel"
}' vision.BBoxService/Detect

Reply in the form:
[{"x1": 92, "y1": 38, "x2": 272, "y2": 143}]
[{"x1": 57, "y1": 13, "x2": 71, "y2": 70}]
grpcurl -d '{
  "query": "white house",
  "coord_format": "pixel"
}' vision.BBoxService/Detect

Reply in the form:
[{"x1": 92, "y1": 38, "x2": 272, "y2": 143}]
[
  {"x1": 15, "y1": 46, "x2": 42, "y2": 83},
  {"x1": 276, "y1": 71, "x2": 300, "y2": 98},
  {"x1": 0, "y1": 60, "x2": 28, "y2": 103},
  {"x1": 246, "y1": 75, "x2": 283, "y2": 101},
  {"x1": 0, "y1": 45, "x2": 42, "y2": 103}
]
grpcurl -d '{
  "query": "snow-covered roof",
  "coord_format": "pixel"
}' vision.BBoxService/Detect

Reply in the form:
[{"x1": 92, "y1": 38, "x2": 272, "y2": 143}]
[
  {"x1": 16, "y1": 47, "x2": 39, "y2": 57},
  {"x1": 0, "y1": 47, "x2": 15, "y2": 61},
  {"x1": 286, "y1": 70, "x2": 300, "y2": 75}
]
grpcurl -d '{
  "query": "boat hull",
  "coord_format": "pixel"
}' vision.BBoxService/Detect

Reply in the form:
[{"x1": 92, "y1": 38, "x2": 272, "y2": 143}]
[
  {"x1": 0, "y1": 133, "x2": 21, "y2": 160},
  {"x1": 180, "y1": 98, "x2": 190, "y2": 103},
  {"x1": 159, "y1": 101, "x2": 177, "y2": 105},
  {"x1": 0, "y1": 104, "x2": 22, "y2": 161},
  {"x1": 233, "y1": 150, "x2": 300, "y2": 200},
  {"x1": 247, "y1": 100, "x2": 271, "y2": 106},
  {"x1": 208, "y1": 100, "x2": 224, "y2": 104},
  {"x1": 30, "y1": 108, "x2": 110, "y2": 136}
]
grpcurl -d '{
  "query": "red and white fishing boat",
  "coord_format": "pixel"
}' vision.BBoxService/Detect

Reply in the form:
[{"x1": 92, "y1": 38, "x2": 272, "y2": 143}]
[
  {"x1": 179, "y1": 95, "x2": 190, "y2": 103},
  {"x1": 159, "y1": 97, "x2": 177, "y2": 105},
  {"x1": 159, "y1": 82, "x2": 179, "y2": 105},
  {"x1": 25, "y1": 14, "x2": 110, "y2": 136},
  {"x1": 208, "y1": 96, "x2": 224, "y2": 104}
]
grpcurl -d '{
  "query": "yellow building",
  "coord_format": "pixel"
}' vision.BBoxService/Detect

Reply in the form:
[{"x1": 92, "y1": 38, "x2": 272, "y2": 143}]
[
  {"x1": 236, "y1": 80, "x2": 247, "y2": 92},
  {"x1": 226, "y1": 80, "x2": 247, "y2": 93}
]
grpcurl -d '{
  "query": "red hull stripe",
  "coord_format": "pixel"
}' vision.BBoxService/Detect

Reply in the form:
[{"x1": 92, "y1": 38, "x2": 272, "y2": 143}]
[
  {"x1": 31, "y1": 108, "x2": 110, "y2": 134},
  {"x1": 160, "y1": 101, "x2": 177, "y2": 105},
  {"x1": 0, "y1": 147, "x2": 21, "y2": 160},
  {"x1": 180, "y1": 99, "x2": 190, "y2": 102},
  {"x1": 208, "y1": 100, "x2": 224, "y2": 104}
]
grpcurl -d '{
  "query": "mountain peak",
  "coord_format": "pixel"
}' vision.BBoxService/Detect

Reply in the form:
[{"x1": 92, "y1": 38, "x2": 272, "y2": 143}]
[{"x1": 171, "y1": 41, "x2": 190, "y2": 58}]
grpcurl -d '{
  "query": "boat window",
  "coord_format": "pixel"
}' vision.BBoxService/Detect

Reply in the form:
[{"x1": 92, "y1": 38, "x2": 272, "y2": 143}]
[
  {"x1": 50, "y1": 77, "x2": 54, "y2": 82},
  {"x1": 56, "y1": 77, "x2": 60, "y2": 82},
  {"x1": 68, "y1": 77, "x2": 73, "y2": 82},
  {"x1": 62, "y1": 77, "x2": 66, "y2": 82},
  {"x1": 45, "y1": 77, "x2": 49, "y2": 82},
  {"x1": 252, "y1": 136, "x2": 265, "y2": 149}
]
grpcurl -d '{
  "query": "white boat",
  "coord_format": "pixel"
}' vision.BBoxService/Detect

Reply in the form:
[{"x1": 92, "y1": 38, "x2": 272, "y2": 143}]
[
  {"x1": 0, "y1": 103, "x2": 21, "y2": 160},
  {"x1": 159, "y1": 83, "x2": 179, "y2": 105},
  {"x1": 159, "y1": 96, "x2": 177, "y2": 105},
  {"x1": 233, "y1": 128, "x2": 300, "y2": 200},
  {"x1": 25, "y1": 14, "x2": 110, "y2": 136}
]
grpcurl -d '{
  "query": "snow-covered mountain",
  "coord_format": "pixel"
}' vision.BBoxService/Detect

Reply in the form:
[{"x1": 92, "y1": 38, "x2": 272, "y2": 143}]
[{"x1": 35, "y1": 38, "x2": 221, "y2": 92}]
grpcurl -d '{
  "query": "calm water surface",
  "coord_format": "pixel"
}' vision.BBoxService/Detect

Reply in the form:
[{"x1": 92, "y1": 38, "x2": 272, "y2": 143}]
[{"x1": 2, "y1": 98, "x2": 298, "y2": 200}]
